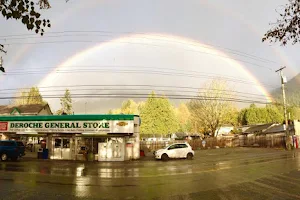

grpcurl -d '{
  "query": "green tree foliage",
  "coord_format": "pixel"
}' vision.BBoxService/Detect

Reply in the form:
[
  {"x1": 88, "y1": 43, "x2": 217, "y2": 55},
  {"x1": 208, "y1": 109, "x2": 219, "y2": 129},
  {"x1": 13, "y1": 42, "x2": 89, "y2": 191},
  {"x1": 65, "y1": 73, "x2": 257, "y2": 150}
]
[
  {"x1": 287, "y1": 106, "x2": 300, "y2": 120},
  {"x1": 56, "y1": 89, "x2": 73, "y2": 115},
  {"x1": 263, "y1": 0, "x2": 300, "y2": 45},
  {"x1": 14, "y1": 87, "x2": 46, "y2": 105},
  {"x1": 238, "y1": 104, "x2": 284, "y2": 125},
  {"x1": 140, "y1": 92, "x2": 178, "y2": 135},
  {"x1": 175, "y1": 103, "x2": 192, "y2": 133},
  {"x1": 108, "y1": 99, "x2": 141, "y2": 115},
  {"x1": 120, "y1": 99, "x2": 139, "y2": 114},
  {"x1": 188, "y1": 80, "x2": 238, "y2": 137}
]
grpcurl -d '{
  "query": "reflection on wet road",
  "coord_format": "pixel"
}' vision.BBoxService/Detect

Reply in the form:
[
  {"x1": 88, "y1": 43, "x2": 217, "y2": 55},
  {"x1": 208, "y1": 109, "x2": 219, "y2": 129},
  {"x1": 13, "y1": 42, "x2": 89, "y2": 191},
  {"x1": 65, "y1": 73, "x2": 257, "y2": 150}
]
[{"x1": 1, "y1": 148, "x2": 300, "y2": 199}]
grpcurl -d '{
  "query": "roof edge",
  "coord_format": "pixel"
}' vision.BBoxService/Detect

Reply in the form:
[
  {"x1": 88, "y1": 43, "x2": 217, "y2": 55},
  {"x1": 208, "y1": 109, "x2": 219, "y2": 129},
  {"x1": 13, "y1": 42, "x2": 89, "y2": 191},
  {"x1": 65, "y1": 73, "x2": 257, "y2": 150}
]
[{"x1": 0, "y1": 114, "x2": 137, "y2": 121}]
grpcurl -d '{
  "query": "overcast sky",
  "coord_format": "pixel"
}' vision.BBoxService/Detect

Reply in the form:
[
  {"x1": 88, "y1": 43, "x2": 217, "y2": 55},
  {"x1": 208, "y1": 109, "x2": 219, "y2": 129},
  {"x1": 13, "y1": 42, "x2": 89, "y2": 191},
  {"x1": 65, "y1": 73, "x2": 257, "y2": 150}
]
[{"x1": 0, "y1": 0, "x2": 299, "y2": 111}]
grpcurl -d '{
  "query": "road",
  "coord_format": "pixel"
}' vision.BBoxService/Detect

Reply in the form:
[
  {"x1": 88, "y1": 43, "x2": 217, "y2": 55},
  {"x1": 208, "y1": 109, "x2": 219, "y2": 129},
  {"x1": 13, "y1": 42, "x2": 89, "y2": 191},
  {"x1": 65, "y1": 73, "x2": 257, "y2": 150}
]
[{"x1": 1, "y1": 148, "x2": 300, "y2": 200}]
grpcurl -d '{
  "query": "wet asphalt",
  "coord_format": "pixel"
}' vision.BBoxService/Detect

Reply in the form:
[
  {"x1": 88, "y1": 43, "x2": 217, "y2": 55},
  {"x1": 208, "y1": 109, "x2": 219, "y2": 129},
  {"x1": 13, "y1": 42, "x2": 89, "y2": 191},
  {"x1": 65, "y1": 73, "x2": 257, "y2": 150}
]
[{"x1": 1, "y1": 148, "x2": 300, "y2": 199}]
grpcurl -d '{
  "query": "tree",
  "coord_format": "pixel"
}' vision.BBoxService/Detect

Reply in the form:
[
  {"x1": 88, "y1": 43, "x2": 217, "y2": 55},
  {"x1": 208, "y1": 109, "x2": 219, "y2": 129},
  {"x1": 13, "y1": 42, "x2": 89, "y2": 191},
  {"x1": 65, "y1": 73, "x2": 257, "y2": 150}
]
[
  {"x1": 0, "y1": 0, "x2": 69, "y2": 72},
  {"x1": 238, "y1": 108, "x2": 248, "y2": 126},
  {"x1": 175, "y1": 103, "x2": 192, "y2": 133},
  {"x1": 0, "y1": 0, "x2": 53, "y2": 53},
  {"x1": 263, "y1": 0, "x2": 300, "y2": 45},
  {"x1": 287, "y1": 106, "x2": 300, "y2": 120},
  {"x1": 14, "y1": 86, "x2": 46, "y2": 105},
  {"x1": 266, "y1": 104, "x2": 284, "y2": 123},
  {"x1": 238, "y1": 104, "x2": 284, "y2": 125},
  {"x1": 140, "y1": 92, "x2": 179, "y2": 136},
  {"x1": 108, "y1": 99, "x2": 141, "y2": 115},
  {"x1": 188, "y1": 80, "x2": 237, "y2": 137},
  {"x1": 120, "y1": 99, "x2": 139, "y2": 114},
  {"x1": 56, "y1": 89, "x2": 72, "y2": 115}
]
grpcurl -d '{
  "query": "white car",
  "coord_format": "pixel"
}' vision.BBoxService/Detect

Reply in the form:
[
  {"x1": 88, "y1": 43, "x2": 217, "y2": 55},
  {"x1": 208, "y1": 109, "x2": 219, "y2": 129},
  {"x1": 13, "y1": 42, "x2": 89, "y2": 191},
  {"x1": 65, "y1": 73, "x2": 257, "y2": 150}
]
[{"x1": 154, "y1": 143, "x2": 194, "y2": 161}]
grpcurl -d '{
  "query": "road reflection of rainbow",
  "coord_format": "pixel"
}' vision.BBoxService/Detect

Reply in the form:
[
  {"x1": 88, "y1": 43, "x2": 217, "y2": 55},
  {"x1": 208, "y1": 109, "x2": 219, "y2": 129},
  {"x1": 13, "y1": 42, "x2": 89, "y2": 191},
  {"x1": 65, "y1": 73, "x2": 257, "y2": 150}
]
[{"x1": 38, "y1": 33, "x2": 273, "y2": 102}]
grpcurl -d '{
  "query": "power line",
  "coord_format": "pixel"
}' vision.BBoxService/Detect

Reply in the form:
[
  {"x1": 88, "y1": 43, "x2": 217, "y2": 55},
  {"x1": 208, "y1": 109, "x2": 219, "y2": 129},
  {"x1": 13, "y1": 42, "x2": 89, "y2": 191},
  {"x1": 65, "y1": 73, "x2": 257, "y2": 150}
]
[
  {"x1": 1, "y1": 93, "x2": 272, "y2": 104},
  {"x1": 0, "y1": 88, "x2": 269, "y2": 101},
  {"x1": 0, "y1": 30, "x2": 278, "y2": 64},
  {"x1": 0, "y1": 84, "x2": 273, "y2": 98},
  {"x1": 1, "y1": 39, "x2": 274, "y2": 70},
  {"x1": 2, "y1": 68, "x2": 278, "y2": 88},
  {"x1": 5, "y1": 65, "x2": 278, "y2": 88}
]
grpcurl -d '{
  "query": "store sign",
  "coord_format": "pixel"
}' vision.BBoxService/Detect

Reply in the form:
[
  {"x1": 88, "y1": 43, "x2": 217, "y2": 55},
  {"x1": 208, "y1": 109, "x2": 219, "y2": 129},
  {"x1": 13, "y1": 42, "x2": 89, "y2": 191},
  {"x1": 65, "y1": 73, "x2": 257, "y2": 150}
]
[
  {"x1": 0, "y1": 122, "x2": 8, "y2": 131},
  {"x1": 0, "y1": 120, "x2": 134, "y2": 133}
]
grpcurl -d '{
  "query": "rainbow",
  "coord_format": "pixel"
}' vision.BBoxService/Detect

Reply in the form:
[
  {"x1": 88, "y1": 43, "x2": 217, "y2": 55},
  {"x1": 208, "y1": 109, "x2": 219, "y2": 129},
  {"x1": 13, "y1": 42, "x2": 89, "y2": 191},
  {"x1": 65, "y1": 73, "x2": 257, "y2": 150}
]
[
  {"x1": 38, "y1": 33, "x2": 273, "y2": 102},
  {"x1": 2, "y1": 0, "x2": 298, "y2": 91}
]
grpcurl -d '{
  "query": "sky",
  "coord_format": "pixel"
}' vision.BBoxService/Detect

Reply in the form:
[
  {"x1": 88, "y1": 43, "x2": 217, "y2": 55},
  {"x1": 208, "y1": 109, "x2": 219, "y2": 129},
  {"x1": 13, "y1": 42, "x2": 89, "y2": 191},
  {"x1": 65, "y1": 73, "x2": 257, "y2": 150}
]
[{"x1": 0, "y1": 0, "x2": 299, "y2": 112}]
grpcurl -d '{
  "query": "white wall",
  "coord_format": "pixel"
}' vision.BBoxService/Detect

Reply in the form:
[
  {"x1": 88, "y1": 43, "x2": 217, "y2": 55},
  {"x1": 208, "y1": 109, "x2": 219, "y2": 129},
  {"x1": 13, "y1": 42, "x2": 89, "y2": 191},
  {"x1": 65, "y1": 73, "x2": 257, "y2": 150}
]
[
  {"x1": 133, "y1": 116, "x2": 140, "y2": 159},
  {"x1": 294, "y1": 120, "x2": 300, "y2": 136}
]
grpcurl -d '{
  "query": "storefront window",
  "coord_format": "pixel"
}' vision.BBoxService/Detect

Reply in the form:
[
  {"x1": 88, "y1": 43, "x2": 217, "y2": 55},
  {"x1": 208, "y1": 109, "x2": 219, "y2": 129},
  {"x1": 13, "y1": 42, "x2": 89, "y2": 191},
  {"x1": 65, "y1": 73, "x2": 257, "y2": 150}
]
[
  {"x1": 76, "y1": 137, "x2": 107, "y2": 154},
  {"x1": 55, "y1": 139, "x2": 61, "y2": 148},
  {"x1": 63, "y1": 139, "x2": 70, "y2": 148}
]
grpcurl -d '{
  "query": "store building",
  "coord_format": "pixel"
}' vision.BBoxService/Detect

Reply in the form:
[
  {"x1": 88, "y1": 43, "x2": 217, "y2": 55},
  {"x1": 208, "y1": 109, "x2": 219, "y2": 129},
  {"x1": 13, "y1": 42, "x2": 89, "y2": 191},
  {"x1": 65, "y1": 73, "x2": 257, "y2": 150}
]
[
  {"x1": 0, "y1": 114, "x2": 140, "y2": 161},
  {"x1": 0, "y1": 104, "x2": 53, "y2": 148}
]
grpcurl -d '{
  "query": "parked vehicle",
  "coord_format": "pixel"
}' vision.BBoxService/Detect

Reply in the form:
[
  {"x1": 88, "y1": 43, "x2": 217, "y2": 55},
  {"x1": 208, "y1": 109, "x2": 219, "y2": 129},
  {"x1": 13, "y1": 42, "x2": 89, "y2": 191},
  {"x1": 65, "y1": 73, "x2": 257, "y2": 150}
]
[
  {"x1": 0, "y1": 140, "x2": 24, "y2": 161},
  {"x1": 154, "y1": 143, "x2": 194, "y2": 161},
  {"x1": 16, "y1": 141, "x2": 25, "y2": 157}
]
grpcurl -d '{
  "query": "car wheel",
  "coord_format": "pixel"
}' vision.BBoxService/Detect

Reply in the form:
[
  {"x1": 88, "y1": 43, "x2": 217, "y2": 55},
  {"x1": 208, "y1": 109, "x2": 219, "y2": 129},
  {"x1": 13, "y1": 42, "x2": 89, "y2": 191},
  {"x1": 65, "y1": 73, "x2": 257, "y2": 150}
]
[
  {"x1": 187, "y1": 153, "x2": 193, "y2": 160},
  {"x1": 1, "y1": 153, "x2": 8, "y2": 161},
  {"x1": 161, "y1": 153, "x2": 169, "y2": 161}
]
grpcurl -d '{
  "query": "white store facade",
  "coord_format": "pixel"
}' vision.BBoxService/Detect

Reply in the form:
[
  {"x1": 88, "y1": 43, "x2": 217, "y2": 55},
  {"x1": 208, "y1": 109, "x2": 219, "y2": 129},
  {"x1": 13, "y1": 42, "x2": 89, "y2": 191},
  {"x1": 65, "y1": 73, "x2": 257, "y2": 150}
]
[{"x1": 0, "y1": 114, "x2": 141, "y2": 161}]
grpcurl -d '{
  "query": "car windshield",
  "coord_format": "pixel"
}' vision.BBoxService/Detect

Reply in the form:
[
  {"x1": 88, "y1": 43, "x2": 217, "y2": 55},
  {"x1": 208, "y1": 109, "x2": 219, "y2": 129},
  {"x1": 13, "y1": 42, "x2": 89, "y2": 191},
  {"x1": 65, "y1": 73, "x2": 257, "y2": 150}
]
[{"x1": 164, "y1": 144, "x2": 172, "y2": 149}]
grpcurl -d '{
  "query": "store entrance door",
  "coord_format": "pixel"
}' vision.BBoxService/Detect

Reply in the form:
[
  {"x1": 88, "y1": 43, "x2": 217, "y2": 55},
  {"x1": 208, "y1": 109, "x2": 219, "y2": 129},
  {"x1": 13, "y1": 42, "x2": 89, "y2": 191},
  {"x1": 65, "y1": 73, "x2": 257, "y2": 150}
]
[
  {"x1": 98, "y1": 138, "x2": 124, "y2": 161},
  {"x1": 53, "y1": 138, "x2": 71, "y2": 160}
]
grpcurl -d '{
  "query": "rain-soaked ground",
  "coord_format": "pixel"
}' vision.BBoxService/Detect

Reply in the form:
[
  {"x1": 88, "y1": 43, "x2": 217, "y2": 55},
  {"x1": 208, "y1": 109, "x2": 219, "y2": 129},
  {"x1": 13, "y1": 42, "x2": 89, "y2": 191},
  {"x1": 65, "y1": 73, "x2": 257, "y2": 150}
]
[{"x1": 1, "y1": 148, "x2": 300, "y2": 199}]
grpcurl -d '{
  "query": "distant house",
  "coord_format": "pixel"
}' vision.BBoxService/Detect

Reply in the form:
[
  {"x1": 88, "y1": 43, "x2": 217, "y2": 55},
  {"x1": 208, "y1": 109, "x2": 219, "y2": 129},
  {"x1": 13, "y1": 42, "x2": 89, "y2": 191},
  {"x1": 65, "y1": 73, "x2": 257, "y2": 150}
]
[
  {"x1": 215, "y1": 125, "x2": 234, "y2": 137},
  {"x1": 264, "y1": 124, "x2": 294, "y2": 136},
  {"x1": 0, "y1": 104, "x2": 52, "y2": 116},
  {"x1": 243, "y1": 123, "x2": 295, "y2": 136},
  {"x1": 171, "y1": 132, "x2": 188, "y2": 140},
  {"x1": 242, "y1": 123, "x2": 274, "y2": 136},
  {"x1": 0, "y1": 104, "x2": 53, "y2": 141}
]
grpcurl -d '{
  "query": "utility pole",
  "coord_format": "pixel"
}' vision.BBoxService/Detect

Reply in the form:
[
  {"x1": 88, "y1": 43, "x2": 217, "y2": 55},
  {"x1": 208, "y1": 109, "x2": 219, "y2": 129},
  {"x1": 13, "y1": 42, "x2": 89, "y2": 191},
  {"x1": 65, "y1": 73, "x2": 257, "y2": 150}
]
[{"x1": 275, "y1": 67, "x2": 291, "y2": 149}]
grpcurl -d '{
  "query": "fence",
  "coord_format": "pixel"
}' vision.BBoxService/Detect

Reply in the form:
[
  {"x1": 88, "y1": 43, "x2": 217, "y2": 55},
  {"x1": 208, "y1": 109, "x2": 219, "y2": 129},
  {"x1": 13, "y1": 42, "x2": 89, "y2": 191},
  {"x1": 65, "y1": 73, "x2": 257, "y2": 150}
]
[
  {"x1": 239, "y1": 135, "x2": 286, "y2": 148},
  {"x1": 140, "y1": 135, "x2": 287, "y2": 152}
]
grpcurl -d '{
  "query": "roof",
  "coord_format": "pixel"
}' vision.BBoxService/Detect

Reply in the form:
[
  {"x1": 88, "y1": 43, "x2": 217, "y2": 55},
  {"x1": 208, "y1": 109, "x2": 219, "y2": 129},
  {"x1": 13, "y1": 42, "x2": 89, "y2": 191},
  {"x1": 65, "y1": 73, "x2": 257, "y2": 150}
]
[
  {"x1": 0, "y1": 104, "x2": 52, "y2": 115},
  {"x1": 243, "y1": 123, "x2": 274, "y2": 134},
  {"x1": 172, "y1": 132, "x2": 188, "y2": 138},
  {"x1": 0, "y1": 114, "x2": 137, "y2": 121},
  {"x1": 264, "y1": 124, "x2": 294, "y2": 134}
]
